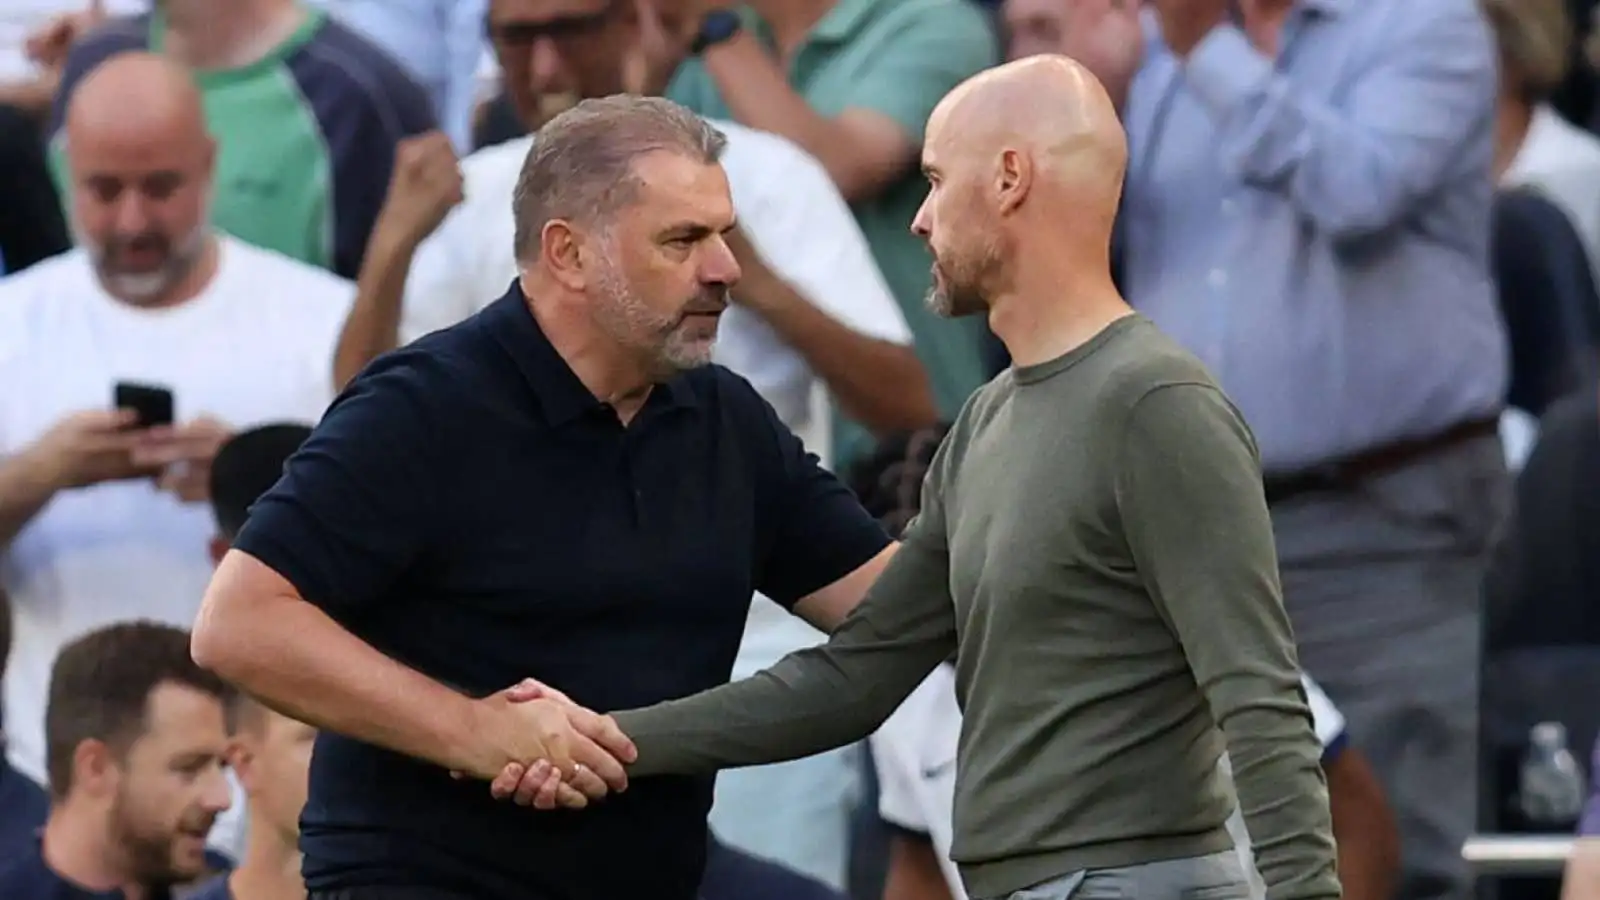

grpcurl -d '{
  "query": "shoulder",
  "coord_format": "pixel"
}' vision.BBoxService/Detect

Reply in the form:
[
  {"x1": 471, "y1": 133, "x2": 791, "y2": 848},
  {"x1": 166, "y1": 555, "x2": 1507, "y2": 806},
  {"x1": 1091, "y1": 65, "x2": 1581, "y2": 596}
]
[
  {"x1": 288, "y1": 14, "x2": 435, "y2": 128},
  {"x1": 461, "y1": 135, "x2": 534, "y2": 199},
  {"x1": 1094, "y1": 320, "x2": 1235, "y2": 418},
  {"x1": 0, "y1": 252, "x2": 92, "y2": 358},
  {"x1": 223, "y1": 238, "x2": 354, "y2": 305}
]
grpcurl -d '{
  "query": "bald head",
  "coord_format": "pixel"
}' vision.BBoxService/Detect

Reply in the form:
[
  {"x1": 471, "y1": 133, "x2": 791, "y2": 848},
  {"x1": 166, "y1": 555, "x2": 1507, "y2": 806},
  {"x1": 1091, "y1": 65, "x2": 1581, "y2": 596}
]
[
  {"x1": 911, "y1": 55, "x2": 1127, "y2": 319},
  {"x1": 931, "y1": 55, "x2": 1127, "y2": 210},
  {"x1": 67, "y1": 52, "x2": 208, "y2": 146},
  {"x1": 63, "y1": 52, "x2": 216, "y2": 306}
]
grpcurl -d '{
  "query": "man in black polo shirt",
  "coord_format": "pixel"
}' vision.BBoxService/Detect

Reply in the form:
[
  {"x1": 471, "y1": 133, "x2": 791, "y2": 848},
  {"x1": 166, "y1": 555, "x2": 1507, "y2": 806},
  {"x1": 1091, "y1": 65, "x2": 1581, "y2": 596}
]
[{"x1": 190, "y1": 94, "x2": 895, "y2": 900}]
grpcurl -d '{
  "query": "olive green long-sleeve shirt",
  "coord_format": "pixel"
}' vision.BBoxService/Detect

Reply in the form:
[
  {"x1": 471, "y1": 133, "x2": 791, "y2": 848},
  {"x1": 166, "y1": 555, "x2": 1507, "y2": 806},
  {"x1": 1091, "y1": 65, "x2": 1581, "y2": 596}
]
[{"x1": 613, "y1": 316, "x2": 1340, "y2": 900}]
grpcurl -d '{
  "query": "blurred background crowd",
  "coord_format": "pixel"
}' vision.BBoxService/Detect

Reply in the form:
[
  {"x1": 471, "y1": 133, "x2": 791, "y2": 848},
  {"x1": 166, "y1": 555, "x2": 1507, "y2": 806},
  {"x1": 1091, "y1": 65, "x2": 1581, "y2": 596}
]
[{"x1": 0, "y1": 0, "x2": 1598, "y2": 899}]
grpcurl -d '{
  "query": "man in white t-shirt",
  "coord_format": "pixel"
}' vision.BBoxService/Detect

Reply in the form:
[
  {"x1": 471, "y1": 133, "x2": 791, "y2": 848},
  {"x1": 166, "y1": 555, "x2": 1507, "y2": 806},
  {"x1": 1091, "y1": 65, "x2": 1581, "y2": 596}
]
[
  {"x1": 0, "y1": 53, "x2": 349, "y2": 855},
  {"x1": 327, "y1": 2, "x2": 937, "y2": 888}
]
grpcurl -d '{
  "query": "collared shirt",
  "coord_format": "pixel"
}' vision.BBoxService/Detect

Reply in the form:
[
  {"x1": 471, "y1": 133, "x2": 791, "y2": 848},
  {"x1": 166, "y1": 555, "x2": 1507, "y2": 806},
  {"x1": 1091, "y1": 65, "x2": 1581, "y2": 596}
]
[
  {"x1": 1122, "y1": 0, "x2": 1506, "y2": 473},
  {"x1": 0, "y1": 752, "x2": 47, "y2": 866},
  {"x1": 308, "y1": 0, "x2": 488, "y2": 153},
  {"x1": 232, "y1": 285, "x2": 890, "y2": 900},
  {"x1": 666, "y1": 0, "x2": 999, "y2": 465}
]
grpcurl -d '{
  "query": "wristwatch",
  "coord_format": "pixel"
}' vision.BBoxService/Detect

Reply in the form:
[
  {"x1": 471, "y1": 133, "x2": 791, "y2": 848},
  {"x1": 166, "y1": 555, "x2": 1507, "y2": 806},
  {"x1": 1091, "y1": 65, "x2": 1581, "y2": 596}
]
[{"x1": 691, "y1": 9, "x2": 743, "y2": 55}]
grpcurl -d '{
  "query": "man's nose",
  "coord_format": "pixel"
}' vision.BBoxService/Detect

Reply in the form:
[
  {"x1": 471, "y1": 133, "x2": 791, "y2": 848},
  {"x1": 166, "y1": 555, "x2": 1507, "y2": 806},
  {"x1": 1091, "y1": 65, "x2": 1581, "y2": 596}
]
[
  {"x1": 529, "y1": 39, "x2": 566, "y2": 91},
  {"x1": 910, "y1": 196, "x2": 932, "y2": 238},
  {"x1": 704, "y1": 234, "x2": 742, "y2": 287},
  {"x1": 112, "y1": 191, "x2": 151, "y2": 233},
  {"x1": 200, "y1": 766, "x2": 233, "y2": 812}
]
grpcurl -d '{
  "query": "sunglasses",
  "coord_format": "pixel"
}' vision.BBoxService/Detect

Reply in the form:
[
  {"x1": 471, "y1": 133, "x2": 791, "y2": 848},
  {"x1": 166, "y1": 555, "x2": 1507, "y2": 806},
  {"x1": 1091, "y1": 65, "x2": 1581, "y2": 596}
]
[{"x1": 486, "y1": 5, "x2": 616, "y2": 46}]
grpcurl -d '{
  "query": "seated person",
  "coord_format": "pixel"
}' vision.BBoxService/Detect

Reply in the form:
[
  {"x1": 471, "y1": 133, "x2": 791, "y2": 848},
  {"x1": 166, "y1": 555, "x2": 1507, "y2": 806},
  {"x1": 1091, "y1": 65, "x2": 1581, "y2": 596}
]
[
  {"x1": 855, "y1": 427, "x2": 1401, "y2": 900},
  {"x1": 0, "y1": 621, "x2": 234, "y2": 897}
]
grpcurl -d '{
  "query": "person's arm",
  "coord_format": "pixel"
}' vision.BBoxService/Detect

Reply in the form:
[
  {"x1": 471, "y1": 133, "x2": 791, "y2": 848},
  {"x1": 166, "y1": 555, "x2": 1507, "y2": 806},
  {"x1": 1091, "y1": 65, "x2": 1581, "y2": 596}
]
[
  {"x1": 871, "y1": 719, "x2": 955, "y2": 900},
  {"x1": 699, "y1": 3, "x2": 996, "y2": 202},
  {"x1": 0, "y1": 106, "x2": 69, "y2": 270},
  {"x1": 1178, "y1": 0, "x2": 1495, "y2": 241},
  {"x1": 1565, "y1": 840, "x2": 1600, "y2": 900},
  {"x1": 332, "y1": 132, "x2": 465, "y2": 387},
  {"x1": 611, "y1": 399, "x2": 964, "y2": 774},
  {"x1": 728, "y1": 140, "x2": 936, "y2": 436},
  {"x1": 1325, "y1": 747, "x2": 1399, "y2": 900},
  {"x1": 1116, "y1": 383, "x2": 1338, "y2": 900},
  {"x1": 883, "y1": 834, "x2": 955, "y2": 900},
  {"x1": 192, "y1": 359, "x2": 625, "y2": 793}
]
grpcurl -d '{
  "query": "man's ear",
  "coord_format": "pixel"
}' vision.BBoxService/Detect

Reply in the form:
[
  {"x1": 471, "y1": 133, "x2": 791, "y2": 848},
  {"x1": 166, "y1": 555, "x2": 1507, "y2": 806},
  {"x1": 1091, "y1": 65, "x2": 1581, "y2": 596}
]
[
  {"x1": 226, "y1": 739, "x2": 258, "y2": 792},
  {"x1": 539, "y1": 219, "x2": 591, "y2": 293},
  {"x1": 74, "y1": 738, "x2": 118, "y2": 798}
]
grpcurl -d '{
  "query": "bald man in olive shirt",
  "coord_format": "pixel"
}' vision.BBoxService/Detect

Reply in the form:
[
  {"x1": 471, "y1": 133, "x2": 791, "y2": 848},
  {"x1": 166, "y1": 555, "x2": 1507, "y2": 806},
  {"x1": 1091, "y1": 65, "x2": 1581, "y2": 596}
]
[{"x1": 496, "y1": 57, "x2": 1338, "y2": 900}]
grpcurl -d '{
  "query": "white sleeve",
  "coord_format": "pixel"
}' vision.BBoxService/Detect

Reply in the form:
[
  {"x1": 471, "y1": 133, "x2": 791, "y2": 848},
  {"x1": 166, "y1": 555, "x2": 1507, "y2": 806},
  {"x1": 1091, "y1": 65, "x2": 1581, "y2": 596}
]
[
  {"x1": 870, "y1": 713, "x2": 931, "y2": 833},
  {"x1": 735, "y1": 139, "x2": 912, "y2": 346},
  {"x1": 398, "y1": 203, "x2": 498, "y2": 346},
  {"x1": 1301, "y1": 675, "x2": 1347, "y2": 750}
]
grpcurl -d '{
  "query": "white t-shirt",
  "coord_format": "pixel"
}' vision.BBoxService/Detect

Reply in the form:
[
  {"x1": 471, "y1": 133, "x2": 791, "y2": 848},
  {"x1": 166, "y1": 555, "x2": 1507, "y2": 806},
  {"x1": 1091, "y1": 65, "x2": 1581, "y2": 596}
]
[
  {"x1": 871, "y1": 670, "x2": 1348, "y2": 900},
  {"x1": 395, "y1": 119, "x2": 912, "y2": 678},
  {"x1": 0, "y1": 235, "x2": 350, "y2": 794}
]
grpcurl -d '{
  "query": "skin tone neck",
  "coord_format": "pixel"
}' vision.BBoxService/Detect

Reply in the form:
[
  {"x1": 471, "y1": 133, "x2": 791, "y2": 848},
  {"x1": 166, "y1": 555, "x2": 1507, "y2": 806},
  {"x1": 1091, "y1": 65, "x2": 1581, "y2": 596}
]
[
  {"x1": 228, "y1": 815, "x2": 303, "y2": 900},
  {"x1": 159, "y1": 0, "x2": 307, "y2": 71},
  {"x1": 518, "y1": 271, "x2": 658, "y2": 421},
  {"x1": 41, "y1": 796, "x2": 150, "y2": 900},
  {"x1": 986, "y1": 237, "x2": 1129, "y2": 369}
]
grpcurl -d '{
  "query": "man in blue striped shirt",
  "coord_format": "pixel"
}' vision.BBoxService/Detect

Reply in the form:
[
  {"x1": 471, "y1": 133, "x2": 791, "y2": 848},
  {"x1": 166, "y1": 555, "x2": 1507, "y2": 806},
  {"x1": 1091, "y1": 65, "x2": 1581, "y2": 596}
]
[{"x1": 1005, "y1": 3, "x2": 1509, "y2": 898}]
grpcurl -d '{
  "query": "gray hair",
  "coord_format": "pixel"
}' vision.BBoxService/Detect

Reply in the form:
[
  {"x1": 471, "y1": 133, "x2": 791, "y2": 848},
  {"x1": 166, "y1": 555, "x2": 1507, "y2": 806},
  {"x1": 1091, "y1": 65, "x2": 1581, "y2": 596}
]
[{"x1": 512, "y1": 94, "x2": 728, "y2": 263}]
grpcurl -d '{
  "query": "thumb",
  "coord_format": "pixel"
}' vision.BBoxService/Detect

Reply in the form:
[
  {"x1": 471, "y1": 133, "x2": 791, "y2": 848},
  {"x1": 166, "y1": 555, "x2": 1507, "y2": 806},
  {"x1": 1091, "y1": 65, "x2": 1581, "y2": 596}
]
[{"x1": 501, "y1": 677, "x2": 548, "y2": 703}]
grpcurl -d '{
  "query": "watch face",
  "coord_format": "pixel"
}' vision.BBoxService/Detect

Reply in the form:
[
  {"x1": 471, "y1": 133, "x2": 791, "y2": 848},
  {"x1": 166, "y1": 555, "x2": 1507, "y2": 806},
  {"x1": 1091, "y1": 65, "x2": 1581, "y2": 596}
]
[{"x1": 699, "y1": 10, "x2": 741, "y2": 47}]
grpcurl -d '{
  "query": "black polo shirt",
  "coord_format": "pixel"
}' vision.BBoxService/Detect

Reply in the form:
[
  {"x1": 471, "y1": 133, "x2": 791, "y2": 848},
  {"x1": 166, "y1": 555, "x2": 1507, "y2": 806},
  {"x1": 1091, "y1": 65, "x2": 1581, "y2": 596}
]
[{"x1": 232, "y1": 284, "x2": 890, "y2": 900}]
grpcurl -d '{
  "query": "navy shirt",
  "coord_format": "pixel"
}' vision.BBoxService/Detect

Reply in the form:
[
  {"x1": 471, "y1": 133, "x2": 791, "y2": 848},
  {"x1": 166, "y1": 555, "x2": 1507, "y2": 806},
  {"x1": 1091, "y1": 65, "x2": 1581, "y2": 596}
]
[
  {"x1": 0, "y1": 754, "x2": 48, "y2": 867},
  {"x1": 701, "y1": 837, "x2": 847, "y2": 900},
  {"x1": 0, "y1": 838, "x2": 226, "y2": 900},
  {"x1": 233, "y1": 285, "x2": 890, "y2": 900}
]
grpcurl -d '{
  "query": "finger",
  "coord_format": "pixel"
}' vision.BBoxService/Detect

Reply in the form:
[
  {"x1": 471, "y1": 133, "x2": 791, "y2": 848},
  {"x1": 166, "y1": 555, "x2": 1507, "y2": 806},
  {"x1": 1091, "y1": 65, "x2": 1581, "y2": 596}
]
[
  {"x1": 556, "y1": 782, "x2": 589, "y2": 809},
  {"x1": 500, "y1": 679, "x2": 546, "y2": 703},
  {"x1": 534, "y1": 768, "x2": 571, "y2": 810},
  {"x1": 489, "y1": 761, "x2": 525, "y2": 799},
  {"x1": 513, "y1": 760, "x2": 551, "y2": 806},
  {"x1": 574, "y1": 712, "x2": 637, "y2": 765},
  {"x1": 570, "y1": 734, "x2": 628, "y2": 793},
  {"x1": 567, "y1": 764, "x2": 609, "y2": 800}
]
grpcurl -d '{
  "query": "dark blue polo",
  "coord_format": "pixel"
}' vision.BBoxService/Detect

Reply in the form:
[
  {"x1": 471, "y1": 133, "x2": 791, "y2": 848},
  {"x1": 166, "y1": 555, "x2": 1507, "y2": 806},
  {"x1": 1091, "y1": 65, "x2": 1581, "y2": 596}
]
[
  {"x1": 232, "y1": 283, "x2": 890, "y2": 900},
  {"x1": 0, "y1": 753, "x2": 48, "y2": 866}
]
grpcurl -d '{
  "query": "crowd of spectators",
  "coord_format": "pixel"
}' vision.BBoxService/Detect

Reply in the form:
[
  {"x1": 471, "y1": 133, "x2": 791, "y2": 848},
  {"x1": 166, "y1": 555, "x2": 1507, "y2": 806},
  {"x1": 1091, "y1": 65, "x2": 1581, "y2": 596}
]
[{"x1": 0, "y1": 0, "x2": 1598, "y2": 898}]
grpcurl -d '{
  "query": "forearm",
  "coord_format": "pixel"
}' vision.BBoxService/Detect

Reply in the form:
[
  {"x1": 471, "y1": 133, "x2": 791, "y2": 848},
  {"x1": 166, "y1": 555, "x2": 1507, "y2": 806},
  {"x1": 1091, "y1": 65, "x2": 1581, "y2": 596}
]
[
  {"x1": 1564, "y1": 840, "x2": 1600, "y2": 900},
  {"x1": 0, "y1": 450, "x2": 60, "y2": 549},
  {"x1": 333, "y1": 227, "x2": 420, "y2": 388},
  {"x1": 613, "y1": 540, "x2": 955, "y2": 776},
  {"x1": 1181, "y1": 11, "x2": 1493, "y2": 240},
  {"x1": 741, "y1": 269, "x2": 937, "y2": 434},
  {"x1": 1327, "y1": 754, "x2": 1399, "y2": 900},
  {"x1": 702, "y1": 35, "x2": 881, "y2": 202},
  {"x1": 193, "y1": 552, "x2": 486, "y2": 775}
]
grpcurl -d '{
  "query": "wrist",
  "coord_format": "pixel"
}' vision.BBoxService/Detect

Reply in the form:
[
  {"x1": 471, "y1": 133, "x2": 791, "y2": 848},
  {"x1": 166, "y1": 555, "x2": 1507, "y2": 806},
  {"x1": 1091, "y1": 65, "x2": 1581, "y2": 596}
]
[{"x1": 17, "y1": 441, "x2": 67, "y2": 493}]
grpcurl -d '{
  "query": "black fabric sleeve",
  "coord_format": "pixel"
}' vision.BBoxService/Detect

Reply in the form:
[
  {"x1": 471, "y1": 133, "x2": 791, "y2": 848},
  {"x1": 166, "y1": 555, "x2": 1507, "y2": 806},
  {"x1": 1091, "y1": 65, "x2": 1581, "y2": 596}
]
[
  {"x1": 231, "y1": 353, "x2": 447, "y2": 614},
  {"x1": 745, "y1": 375, "x2": 891, "y2": 607}
]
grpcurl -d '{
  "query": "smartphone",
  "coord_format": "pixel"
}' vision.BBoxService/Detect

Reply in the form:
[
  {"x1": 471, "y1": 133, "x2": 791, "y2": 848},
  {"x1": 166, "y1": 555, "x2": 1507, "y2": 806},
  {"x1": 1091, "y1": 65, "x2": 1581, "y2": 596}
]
[{"x1": 113, "y1": 381, "x2": 175, "y2": 429}]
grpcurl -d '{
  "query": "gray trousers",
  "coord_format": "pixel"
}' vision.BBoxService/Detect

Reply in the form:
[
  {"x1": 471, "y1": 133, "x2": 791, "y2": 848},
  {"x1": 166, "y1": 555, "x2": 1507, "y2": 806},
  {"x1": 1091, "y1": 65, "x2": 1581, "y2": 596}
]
[
  {"x1": 987, "y1": 850, "x2": 1252, "y2": 900},
  {"x1": 1271, "y1": 433, "x2": 1510, "y2": 900}
]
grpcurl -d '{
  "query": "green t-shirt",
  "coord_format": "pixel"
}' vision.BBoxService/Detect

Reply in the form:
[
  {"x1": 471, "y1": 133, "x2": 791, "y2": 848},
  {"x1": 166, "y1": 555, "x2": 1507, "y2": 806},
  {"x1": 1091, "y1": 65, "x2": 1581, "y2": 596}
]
[{"x1": 667, "y1": 0, "x2": 999, "y2": 464}]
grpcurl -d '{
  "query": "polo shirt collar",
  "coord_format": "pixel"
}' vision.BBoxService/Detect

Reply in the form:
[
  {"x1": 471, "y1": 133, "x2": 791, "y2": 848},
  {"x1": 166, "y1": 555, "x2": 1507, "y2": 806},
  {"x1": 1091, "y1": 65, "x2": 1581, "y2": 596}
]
[{"x1": 483, "y1": 282, "x2": 698, "y2": 426}]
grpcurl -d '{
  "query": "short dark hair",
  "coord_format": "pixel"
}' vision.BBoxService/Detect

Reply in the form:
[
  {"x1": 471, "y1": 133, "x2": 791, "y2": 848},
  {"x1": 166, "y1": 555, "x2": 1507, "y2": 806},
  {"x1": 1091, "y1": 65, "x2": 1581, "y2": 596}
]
[
  {"x1": 511, "y1": 94, "x2": 727, "y2": 264},
  {"x1": 45, "y1": 621, "x2": 232, "y2": 798},
  {"x1": 208, "y1": 423, "x2": 313, "y2": 540}
]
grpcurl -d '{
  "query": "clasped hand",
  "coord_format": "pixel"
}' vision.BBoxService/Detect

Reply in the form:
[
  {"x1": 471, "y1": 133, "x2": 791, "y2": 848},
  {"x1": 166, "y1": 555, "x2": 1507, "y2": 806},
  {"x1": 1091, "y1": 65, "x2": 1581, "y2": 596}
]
[{"x1": 461, "y1": 679, "x2": 637, "y2": 811}]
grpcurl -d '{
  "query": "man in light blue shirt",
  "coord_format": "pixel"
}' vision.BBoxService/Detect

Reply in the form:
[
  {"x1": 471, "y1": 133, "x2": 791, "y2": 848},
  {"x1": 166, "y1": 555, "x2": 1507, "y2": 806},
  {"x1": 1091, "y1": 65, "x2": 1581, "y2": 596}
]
[
  {"x1": 311, "y1": 0, "x2": 488, "y2": 152},
  {"x1": 1003, "y1": 2, "x2": 1509, "y2": 900}
]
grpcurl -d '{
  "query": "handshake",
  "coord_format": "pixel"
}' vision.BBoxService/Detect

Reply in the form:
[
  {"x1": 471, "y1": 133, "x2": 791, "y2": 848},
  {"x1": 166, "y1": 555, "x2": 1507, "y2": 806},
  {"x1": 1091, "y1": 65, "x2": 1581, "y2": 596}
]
[{"x1": 456, "y1": 678, "x2": 638, "y2": 811}]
